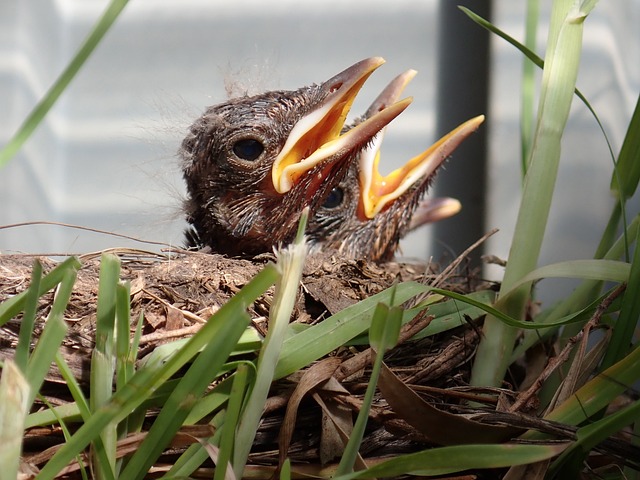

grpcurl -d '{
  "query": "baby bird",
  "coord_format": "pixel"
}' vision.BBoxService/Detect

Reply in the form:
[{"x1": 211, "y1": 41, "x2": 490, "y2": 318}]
[
  {"x1": 307, "y1": 70, "x2": 484, "y2": 262},
  {"x1": 181, "y1": 57, "x2": 411, "y2": 256}
]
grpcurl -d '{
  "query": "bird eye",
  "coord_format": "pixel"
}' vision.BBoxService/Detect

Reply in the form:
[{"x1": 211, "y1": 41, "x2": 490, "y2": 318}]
[
  {"x1": 233, "y1": 139, "x2": 264, "y2": 161},
  {"x1": 322, "y1": 187, "x2": 344, "y2": 209}
]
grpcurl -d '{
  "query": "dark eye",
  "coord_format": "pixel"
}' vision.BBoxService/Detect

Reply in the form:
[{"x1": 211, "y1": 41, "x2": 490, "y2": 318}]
[
  {"x1": 322, "y1": 187, "x2": 344, "y2": 209},
  {"x1": 233, "y1": 139, "x2": 264, "y2": 161}
]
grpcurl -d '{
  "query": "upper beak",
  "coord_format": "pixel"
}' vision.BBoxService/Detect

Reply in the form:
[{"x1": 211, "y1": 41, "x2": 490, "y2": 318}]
[
  {"x1": 272, "y1": 57, "x2": 412, "y2": 194},
  {"x1": 358, "y1": 71, "x2": 484, "y2": 218}
]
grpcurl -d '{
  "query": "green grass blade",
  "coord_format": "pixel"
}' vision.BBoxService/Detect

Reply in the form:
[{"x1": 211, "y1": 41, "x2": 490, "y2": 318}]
[
  {"x1": 167, "y1": 419, "x2": 224, "y2": 478},
  {"x1": 550, "y1": 397, "x2": 640, "y2": 476},
  {"x1": 128, "y1": 312, "x2": 144, "y2": 384},
  {"x1": 289, "y1": 289, "x2": 493, "y2": 345},
  {"x1": 520, "y1": 0, "x2": 540, "y2": 174},
  {"x1": 608, "y1": 93, "x2": 640, "y2": 263},
  {"x1": 464, "y1": 2, "x2": 630, "y2": 260},
  {"x1": 26, "y1": 401, "x2": 81, "y2": 429},
  {"x1": 525, "y1": 345, "x2": 640, "y2": 435},
  {"x1": 25, "y1": 268, "x2": 76, "y2": 406},
  {"x1": 0, "y1": 361, "x2": 30, "y2": 479},
  {"x1": 600, "y1": 225, "x2": 640, "y2": 370},
  {"x1": 56, "y1": 351, "x2": 90, "y2": 421},
  {"x1": 26, "y1": 350, "x2": 93, "y2": 429},
  {"x1": 24, "y1": 314, "x2": 68, "y2": 407},
  {"x1": 122, "y1": 312, "x2": 145, "y2": 441},
  {"x1": 610, "y1": 94, "x2": 640, "y2": 200},
  {"x1": 515, "y1": 214, "x2": 640, "y2": 358},
  {"x1": 233, "y1": 230, "x2": 308, "y2": 477},
  {"x1": 214, "y1": 363, "x2": 251, "y2": 480},
  {"x1": 556, "y1": 214, "x2": 639, "y2": 340},
  {"x1": 397, "y1": 290, "x2": 495, "y2": 340},
  {"x1": 471, "y1": 1, "x2": 590, "y2": 387},
  {"x1": 280, "y1": 458, "x2": 292, "y2": 480},
  {"x1": 115, "y1": 281, "x2": 136, "y2": 446},
  {"x1": 510, "y1": 280, "x2": 602, "y2": 363},
  {"x1": 0, "y1": 257, "x2": 82, "y2": 328},
  {"x1": 138, "y1": 326, "x2": 262, "y2": 372},
  {"x1": 596, "y1": 203, "x2": 625, "y2": 261},
  {"x1": 368, "y1": 287, "x2": 402, "y2": 353},
  {"x1": 336, "y1": 300, "x2": 402, "y2": 475},
  {"x1": 184, "y1": 375, "x2": 235, "y2": 426},
  {"x1": 131, "y1": 368, "x2": 242, "y2": 478},
  {"x1": 90, "y1": 254, "x2": 121, "y2": 479},
  {"x1": 275, "y1": 281, "x2": 426, "y2": 379},
  {"x1": 500, "y1": 259, "x2": 630, "y2": 300},
  {"x1": 115, "y1": 281, "x2": 133, "y2": 392},
  {"x1": 334, "y1": 443, "x2": 569, "y2": 479},
  {"x1": 14, "y1": 261, "x2": 43, "y2": 371},
  {"x1": 0, "y1": 0, "x2": 130, "y2": 168},
  {"x1": 460, "y1": 5, "x2": 614, "y2": 169},
  {"x1": 120, "y1": 305, "x2": 251, "y2": 480},
  {"x1": 37, "y1": 264, "x2": 278, "y2": 480},
  {"x1": 430, "y1": 286, "x2": 615, "y2": 330},
  {"x1": 463, "y1": 3, "x2": 630, "y2": 270},
  {"x1": 37, "y1": 396, "x2": 91, "y2": 480}
]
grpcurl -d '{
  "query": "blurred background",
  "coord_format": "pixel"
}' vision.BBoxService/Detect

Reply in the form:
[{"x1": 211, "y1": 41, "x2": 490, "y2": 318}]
[{"x1": 0, "y1": 1, "x2": 638, "y2": 303}]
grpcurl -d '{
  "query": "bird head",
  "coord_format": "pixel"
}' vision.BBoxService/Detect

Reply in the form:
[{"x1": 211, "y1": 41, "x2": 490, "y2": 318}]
[
  {"x1": 181, "y1": 57, "x2": 411, "y2": 256},
  {"x1": 308, "y1": 70, "x2": 484, "y2": 262}
]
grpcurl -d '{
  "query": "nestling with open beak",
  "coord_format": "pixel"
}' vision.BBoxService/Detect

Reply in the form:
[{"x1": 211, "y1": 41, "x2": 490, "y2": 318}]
[
  {"x1": 181, "y1": 57, "x2": 411, "y2": 256},
  {"x1": 307, "y1": 70, "x2": 485, "y2": 262}
]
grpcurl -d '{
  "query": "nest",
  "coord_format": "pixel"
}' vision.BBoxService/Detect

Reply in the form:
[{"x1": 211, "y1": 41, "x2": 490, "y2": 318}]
[{"x1": 0, "y1": 249, "x2": 635, "y2": 478}]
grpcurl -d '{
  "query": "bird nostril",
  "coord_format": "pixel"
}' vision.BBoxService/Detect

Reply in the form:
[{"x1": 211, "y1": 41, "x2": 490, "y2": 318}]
[
  {"x1": 329, "y1": 82, "x2": 343, "y2": 94},
  {"x1": 322, "y1": 187, "x2": 344, "y2": 209},
  {"x1": 233, "y1": 139, "x2": 264, "y2": 161}
]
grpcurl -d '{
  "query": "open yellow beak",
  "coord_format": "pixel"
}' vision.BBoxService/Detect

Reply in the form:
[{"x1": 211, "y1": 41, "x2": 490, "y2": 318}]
[
  {"x1": 360, "y1": 115, "x2": 485, "y2": 218},
  {"x1": 272, "y1": 57, "x2": 411, "y2": 194}
]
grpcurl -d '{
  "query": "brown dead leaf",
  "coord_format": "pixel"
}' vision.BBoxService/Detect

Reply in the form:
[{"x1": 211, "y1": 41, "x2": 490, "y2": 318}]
[
  {"x1": 377, "y1": 359, "x2": 520, "y2": 445},
  {"x1": 145, "y1": 310, "x2": 164, "y2": 329},
  {"x1": 166, "y1": 304, "x2": 185, "y2": 330},
  {"x1": 278, "y1": 357, "x2": 342, "y2": 468},
  {"x1": 304, "y1": 279, "x2": 359, "y2": 315},
  {"x1": 129, "y1": 275, "x2": 145, "y2": 296},
  {"x1": 312, "y1": 377, "x2": 353, "y2": 464},
  {"x1": 504, "y1": 460, "x2": 550, "y2": 480},
  {"x1": 25, "y1": 424, "x2": 214, "y2": 475}
]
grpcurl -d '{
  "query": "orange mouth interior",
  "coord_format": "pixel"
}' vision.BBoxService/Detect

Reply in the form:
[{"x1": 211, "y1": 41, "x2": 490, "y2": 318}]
[{"x1": 272, "y1": 58, "x2": 387, "y2": 194}]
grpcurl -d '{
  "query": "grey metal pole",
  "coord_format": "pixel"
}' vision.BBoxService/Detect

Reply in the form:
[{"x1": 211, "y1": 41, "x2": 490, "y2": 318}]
[{"x1": 432, "y1": 0, "x2": 492, "y2": 267}]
